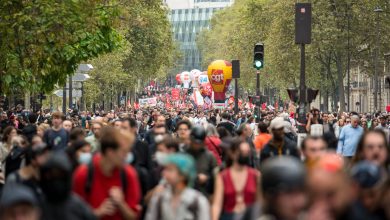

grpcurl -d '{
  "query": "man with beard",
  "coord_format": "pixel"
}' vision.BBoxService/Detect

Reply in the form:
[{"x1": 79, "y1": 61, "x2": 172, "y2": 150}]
[{"x1": 261, "y1": 117, "x2": 300, "y2": 163}]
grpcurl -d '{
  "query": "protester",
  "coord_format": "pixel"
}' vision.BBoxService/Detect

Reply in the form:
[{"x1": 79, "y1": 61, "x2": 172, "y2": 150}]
[
  {"x1": 63, "y1": 119, "x2": 73, "y2": 132},
  {"x1": 337, "y1": 115, "x2": 364, "y2": 164},
  {"x1": 66, "y1": 140, "x2": 92, "y2": 170},
  {"x1": 85, "y1": 122, "x2": 102, "y2": 153},
  {"x1": 186, "y1": 125, "x2": 217, "y2": 197},
  {"x1": 36, "y1": 123, "x2": 50, "y2": 138},
  {"x1": 176, "y1": 120, "x2": 192, "y2": 149},
  {"x1": 43, "y1": 111, "x2": 69, "y2": 151},
  {"x1": 0, "y1": 184, "x2": 41, "y2": 220},
  {"x1": 6, "y1": 143, "x2": 50, "y2": 206},
  {"x1": 211, "y1": 138, "x2": 260, "y2": 220},
  {"x1": 73, "y1": 127, "x2": 140, "y2": 220},
  {"x1": 352, "y1": 130, "x2": 389, "y2": 171},
  {"x1": 217, "y1": 113, "x2": 235, "y2": 135},
  {"x1": 145, "y1": 153, "x2": 210, "y2": 220},
  {"x1": 261, "y1": 117, "x2": 300, "y2": 163},
  {"x1": 307, "y1": 154, "x2": 358, "y2": 220},
  {"x1": 260, "y1": 156, "x2": 307, "y2": 220},
  {"x1": 0, "y1": 126, "x2": 18, "y2": 184},
  {"x1": 253, "y1": 122, "x2": 272, "y2": 154},
  {"x1": 306, "y1": 108, "x2": 323, "y2": 133},
  {"x1": 22, "y1": 113, "x2": 37, "y2": 143},
  {"x1": 40, "y1": 152, "x2": 97, "y2": 220},
  {"x1": 349, "y1": 161, "x2": 386, "y2": 220},
  {"x1": 204, "y1": 124, "x2": 222, "y2": 165}
]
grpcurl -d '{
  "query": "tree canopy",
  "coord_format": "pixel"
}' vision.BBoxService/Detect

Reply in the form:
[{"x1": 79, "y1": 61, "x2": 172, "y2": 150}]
[
  {"x1": 0, "y1": 0, "x2": 122, "y2": 94},
  {"x1": 197, "y1": 0, "x2": 390, "y2": 112}
]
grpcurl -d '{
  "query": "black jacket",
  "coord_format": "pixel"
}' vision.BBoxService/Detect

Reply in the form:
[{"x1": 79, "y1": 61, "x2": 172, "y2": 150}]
[
  {"x1": 186, "y1": 147, "x2": 217, "y2": 196},
  {"x1": 261, "y1": 137, "x2": 300, "y2": 163}
]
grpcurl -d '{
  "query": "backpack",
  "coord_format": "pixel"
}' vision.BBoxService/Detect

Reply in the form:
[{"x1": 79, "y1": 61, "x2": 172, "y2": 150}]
[{"x1": 84, "y1": 162, "x2": 128, "y2": 197}]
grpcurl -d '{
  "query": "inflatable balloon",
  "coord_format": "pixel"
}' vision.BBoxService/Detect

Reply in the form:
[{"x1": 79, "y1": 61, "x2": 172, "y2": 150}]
[
  {"x1": 175, "y1": 73, "x2": 181, "y2": 85},
  {"x1": 190, "y1": 69, "x2": 202, "y2": 88},
  {"x1": 180, "y1": 71, "x2": 191, "y2": 88},
  {"x1": 207, "y1": 60, "x2": 232, "y2": 102},
  {"x1": 198, "y1": 75, "x2": 209, "y2": 85}
]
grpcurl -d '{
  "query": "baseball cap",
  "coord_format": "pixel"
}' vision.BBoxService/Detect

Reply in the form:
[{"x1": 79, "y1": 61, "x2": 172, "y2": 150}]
[
  {"x1": 0, "y1": 184, "x2": 38, "y2": 208},
  {"x1": 270, "y1": 117, "x2": 285, "y2": 130}
]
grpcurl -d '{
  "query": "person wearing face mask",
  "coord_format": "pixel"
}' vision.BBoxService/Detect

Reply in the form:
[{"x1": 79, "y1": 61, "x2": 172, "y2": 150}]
[
  {"x1": 40, "y1": 152, "x2": 96, "y2": 220},
  {"x1": 144, "y1": 136, "x2": 180, "y2": 206},
  {"x1": 212, "y1": 138, "x2": 260, "y2": 220},
  {"x1": 73, "y1": 127, "x2": 141, "y2": 220},
  {"x1": 65, "y1": 140, "x2": 92, "y2": 171},
  {"x1": 261, "y1": 117, "x2": 300, "y2": 164},
  {"x1": 186, "y1": 125, "x2": 217, "y2": 197}
]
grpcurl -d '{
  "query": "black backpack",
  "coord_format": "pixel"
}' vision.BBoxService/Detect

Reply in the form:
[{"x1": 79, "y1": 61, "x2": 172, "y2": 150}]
[{"x1": 84, "y1": 162, "x2": 128, "y2": 197}]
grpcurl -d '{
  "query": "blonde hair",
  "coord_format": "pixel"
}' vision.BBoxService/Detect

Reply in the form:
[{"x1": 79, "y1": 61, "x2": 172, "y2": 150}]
[{"x1": 38, "y1": 123, "x2": 50, "y2": 132}]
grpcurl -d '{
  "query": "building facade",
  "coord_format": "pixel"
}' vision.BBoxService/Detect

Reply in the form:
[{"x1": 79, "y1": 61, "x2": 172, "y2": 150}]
[
  {"x1": 165, "y1": 0, "x2": 234, "y2": 72},
  {"x1": 348, "y1": 56, "x2": 390, "y2": 113}
]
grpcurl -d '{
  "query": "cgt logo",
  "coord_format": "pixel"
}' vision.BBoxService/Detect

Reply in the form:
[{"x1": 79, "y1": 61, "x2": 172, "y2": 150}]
[{"x1": 211, "y1": 69, "x2": 224, "y2": 85}]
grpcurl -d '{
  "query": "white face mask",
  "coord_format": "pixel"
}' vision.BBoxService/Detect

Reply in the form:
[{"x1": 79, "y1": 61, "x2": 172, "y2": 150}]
[
  {"x1": 155, "y1": 151, "x2": 168, "y2": 165},
  {"x1": 154, "y1": 134, "x2": 164, "y2": 143},
  {"x1": 78, "y1": 152, "x2": 92, "y2": 164},
  {"x1": 126, "y1": 152, "x2": 134, "y2": 164}
]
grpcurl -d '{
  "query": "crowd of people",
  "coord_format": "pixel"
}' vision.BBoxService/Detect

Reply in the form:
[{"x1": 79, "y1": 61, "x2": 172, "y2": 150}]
[{"x1": 0, "y1": 106, "x2": 389, "y2": 220}]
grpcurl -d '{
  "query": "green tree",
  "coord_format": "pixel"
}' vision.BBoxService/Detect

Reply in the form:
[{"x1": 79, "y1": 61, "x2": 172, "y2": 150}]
[
  {"x1": 0, "y1": 0, "x2": 122, "y2": 95},
  {"x1": 197, "y1": 0, "x2": 390, "y2": 112}
]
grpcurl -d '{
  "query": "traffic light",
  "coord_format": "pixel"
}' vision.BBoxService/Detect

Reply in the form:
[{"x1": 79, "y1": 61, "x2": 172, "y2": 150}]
[
  {"x1": 253, "y1": 43, "x2": 264, "y2": 70},
  {"x1": 306, "y1": 88, "x2": 319, "y2": 103},
  {"x1": 287, "y1": 88, "x2": 299, "y2": 103}
]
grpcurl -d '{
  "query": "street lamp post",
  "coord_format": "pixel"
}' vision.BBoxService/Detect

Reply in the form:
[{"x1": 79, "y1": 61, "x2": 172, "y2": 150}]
[
  {"x1": 374, "y1": 6, "x2": 383, "y2": 111},
  {"x1": 347, "y1": 7, "x2": 351, "y2": 112}
]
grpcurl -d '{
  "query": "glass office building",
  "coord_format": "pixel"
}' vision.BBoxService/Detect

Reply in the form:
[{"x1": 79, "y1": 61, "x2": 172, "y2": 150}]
[{"x1": 167, "y1": 0, "x2": 233, "y2": 72}]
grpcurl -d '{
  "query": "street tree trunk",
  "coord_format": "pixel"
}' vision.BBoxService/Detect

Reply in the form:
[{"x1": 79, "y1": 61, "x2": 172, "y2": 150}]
[{"x1": 335, "y1": 52, "x2": 346, "y2": 113}]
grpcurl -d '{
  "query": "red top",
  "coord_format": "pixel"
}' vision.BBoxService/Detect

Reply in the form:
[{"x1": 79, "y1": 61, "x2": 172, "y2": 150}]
[
  {"x1": 204, "y1": 136, "x2": 222, "y2": 165},
  {"x1": 73, "y1": 154, "x2": 141, "y2": 220},
  {"x1": 221, "y1": 167, "x2": 258, "y2": 213}
]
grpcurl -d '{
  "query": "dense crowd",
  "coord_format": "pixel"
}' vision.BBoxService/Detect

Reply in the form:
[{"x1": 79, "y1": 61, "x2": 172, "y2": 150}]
[{"x1": 0, "y1": 106, "x2": 389, "y2": 220}]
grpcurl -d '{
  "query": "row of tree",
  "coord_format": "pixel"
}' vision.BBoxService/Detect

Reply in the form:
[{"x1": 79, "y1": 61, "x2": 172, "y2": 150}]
[
  {"x1": 0, "y1": 0, "x2": 177, "y2": 110},
  {"x1": 197, "y1": 0, "x2": 390, "y2": 112}
]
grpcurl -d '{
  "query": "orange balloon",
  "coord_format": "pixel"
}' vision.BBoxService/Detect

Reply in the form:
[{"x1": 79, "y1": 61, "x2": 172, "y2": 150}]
[{"x1": 207, "y1": 60, "x2": 232, "y2": 102}]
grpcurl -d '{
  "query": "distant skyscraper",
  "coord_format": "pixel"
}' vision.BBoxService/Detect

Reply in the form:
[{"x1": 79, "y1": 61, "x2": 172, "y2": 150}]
[{"x1": 166, "y1": 0, "x2": 234, "y2": 72}]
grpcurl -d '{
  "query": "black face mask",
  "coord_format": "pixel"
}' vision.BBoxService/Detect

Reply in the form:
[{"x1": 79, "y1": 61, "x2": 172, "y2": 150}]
[{"x1": 238, "y1": 154, "x2": 251, "y2": 166}]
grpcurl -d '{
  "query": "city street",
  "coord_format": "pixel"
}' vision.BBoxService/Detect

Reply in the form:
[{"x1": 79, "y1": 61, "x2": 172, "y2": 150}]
[{"x1": 0, "y1": 1, "x2": 390, "y2": 220}]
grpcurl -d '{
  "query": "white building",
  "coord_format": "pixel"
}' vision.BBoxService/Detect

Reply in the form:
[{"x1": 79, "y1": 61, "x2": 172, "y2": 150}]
[{"x1": 164, "y1": 0, "x2": 234, "y2": 72}]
